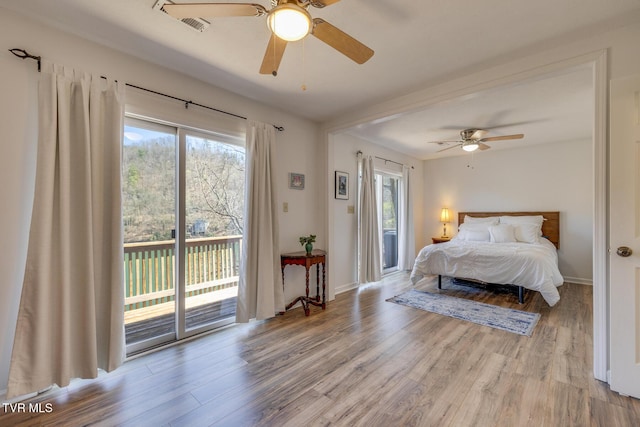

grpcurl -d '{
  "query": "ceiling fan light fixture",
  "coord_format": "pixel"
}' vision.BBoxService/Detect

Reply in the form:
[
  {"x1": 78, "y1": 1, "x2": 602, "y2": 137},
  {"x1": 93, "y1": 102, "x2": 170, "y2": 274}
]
[
  {"x1": 267, "y1": 3, "x2": 312, "y2": 42},
  {"x1": 462, "y1": 142, "x2": 479, "y2": 152}
]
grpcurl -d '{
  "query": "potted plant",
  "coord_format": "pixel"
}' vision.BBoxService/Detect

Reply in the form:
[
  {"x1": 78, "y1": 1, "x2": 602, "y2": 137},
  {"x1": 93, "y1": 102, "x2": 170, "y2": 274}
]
[{"x1": 299, "y1": 234, "x2": 316, "y2": 256}]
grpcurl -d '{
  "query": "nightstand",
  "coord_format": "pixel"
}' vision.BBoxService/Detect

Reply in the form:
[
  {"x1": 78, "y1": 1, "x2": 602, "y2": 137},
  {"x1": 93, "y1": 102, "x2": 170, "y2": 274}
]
[{"x1": 432, "y1": 237, "x2": 451, "y2": 244}]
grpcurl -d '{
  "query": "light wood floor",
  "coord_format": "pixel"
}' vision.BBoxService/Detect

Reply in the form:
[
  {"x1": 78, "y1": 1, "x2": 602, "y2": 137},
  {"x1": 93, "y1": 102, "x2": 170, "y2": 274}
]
[{"x1": 2, "y1": 273, "x2": 639, "y2": 426}]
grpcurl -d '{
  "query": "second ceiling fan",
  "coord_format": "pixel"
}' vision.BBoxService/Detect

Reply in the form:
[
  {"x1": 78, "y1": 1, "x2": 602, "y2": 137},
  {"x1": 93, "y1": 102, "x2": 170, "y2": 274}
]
[
  {"x1": 430, "y1": 128, "x2": 525, "y2": 153},
  {"x1": 162, "y1": 0, "x2": 374, "y2": 76}
]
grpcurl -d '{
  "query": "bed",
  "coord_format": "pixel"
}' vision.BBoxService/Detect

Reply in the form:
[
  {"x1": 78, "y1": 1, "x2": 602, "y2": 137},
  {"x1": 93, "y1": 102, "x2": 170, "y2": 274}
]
[{"x1": 410, "y1": 211, "x2": 564, "y2": 306}]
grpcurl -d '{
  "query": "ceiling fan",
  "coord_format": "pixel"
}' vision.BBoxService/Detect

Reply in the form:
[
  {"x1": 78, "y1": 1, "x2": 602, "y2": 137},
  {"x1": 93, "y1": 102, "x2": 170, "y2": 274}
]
[
  {"x1": 429, "y1": 128, "x2": 524, "y2": 153},
  {"x1": 161, "y1": 1, "x2": 374, "y2": 76}
]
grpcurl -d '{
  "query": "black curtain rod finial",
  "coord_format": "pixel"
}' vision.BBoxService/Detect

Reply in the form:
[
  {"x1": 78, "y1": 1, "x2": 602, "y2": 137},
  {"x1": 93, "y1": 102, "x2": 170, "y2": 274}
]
[{"x1": 9, "y1": 48, "x2": 41, "y2": 72}]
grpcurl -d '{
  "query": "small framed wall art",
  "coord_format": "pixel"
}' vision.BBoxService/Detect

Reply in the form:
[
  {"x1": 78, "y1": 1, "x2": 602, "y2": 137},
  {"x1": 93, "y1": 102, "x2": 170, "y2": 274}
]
[
  {"x1": 289, "y1": 172, "x2": 305, "y2": 190},
  {"x1": 335, "y1": 171, "x2": 349, "y2": 200}
]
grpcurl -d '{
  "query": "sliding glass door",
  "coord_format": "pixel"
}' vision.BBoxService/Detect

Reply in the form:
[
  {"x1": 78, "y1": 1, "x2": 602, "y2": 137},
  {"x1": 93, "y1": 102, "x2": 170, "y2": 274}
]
[
  {"x1": 375, "y1": 172, "x2": 399, "y2": 271},
  {"x1": 184, "y1": 131, "x2": 243, "y2": 331},
  {"x1": 123, "y1": 117, "x2": 244, "y2": 354},
  {"x1": 123, "y1": 118, "x2": 177, "y2": 350}
]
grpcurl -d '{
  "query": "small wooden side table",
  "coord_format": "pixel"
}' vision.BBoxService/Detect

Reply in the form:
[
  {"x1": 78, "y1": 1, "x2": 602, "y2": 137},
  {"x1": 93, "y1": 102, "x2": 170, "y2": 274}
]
[
  {"x1": 281, "y1": 249, "x2": 326, "y2": 316},
  {"x1": 432, "y1": 237, "x2": 451, "y2": 244}
]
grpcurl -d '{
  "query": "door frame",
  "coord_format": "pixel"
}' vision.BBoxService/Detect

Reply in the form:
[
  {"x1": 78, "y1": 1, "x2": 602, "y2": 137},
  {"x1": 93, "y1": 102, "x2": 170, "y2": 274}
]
[
  {"x1": 325, "y1": 49, "x2": 609, "y2": 381},
  {"x1": 592, "y1": 50, "x2": 608, "y2": 382}
]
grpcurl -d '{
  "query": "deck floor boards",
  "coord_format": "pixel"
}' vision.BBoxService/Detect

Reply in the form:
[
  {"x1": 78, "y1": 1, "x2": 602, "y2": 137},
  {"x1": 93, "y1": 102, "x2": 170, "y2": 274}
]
[{"x1": 125, "y1": 297, "x2": 237, "y2": 344}]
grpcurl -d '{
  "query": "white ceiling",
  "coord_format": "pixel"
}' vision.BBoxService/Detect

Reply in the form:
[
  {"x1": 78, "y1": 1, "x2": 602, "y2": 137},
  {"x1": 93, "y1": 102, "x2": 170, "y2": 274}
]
[
  {"x1": 2, "y1": 0, "x2": 639, "y2": 158},
  {"x1": 345, "y1": 65, "x2": 595, "y2": 159}
]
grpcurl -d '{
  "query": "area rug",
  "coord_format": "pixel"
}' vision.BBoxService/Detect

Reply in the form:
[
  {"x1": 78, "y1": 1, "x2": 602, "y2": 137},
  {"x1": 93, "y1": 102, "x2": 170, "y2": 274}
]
[{"x1": 386, "y1": 289, "x2": 540, "y2": 336}]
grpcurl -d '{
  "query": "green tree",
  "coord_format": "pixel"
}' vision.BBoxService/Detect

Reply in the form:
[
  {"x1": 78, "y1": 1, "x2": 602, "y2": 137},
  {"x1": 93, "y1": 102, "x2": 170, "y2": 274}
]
[
  {"x1": 122, "y1": 133, "x2": 245, "y2": 243},
  {"x1": 186, "y1": 137, "x2": 245, "y2": 236}
]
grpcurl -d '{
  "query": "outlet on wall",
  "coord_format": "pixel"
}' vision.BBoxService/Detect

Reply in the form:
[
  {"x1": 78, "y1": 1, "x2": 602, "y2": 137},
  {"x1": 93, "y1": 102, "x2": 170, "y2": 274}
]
[{"x1": 283, "y1": 202, "x2": 288, "y2": 212}]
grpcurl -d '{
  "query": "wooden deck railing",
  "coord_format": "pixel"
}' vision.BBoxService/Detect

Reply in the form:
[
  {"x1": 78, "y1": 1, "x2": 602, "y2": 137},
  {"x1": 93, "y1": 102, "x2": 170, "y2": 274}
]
[{"x1": 124, "y1": 235, "x2": 242, "y2": 312}]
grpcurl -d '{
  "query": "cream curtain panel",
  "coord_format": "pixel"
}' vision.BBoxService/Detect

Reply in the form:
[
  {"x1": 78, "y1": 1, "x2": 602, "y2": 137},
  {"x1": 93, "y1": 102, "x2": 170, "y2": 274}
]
[
  {"x1": 236, "y1": 121, "x2": 285, "y2": 322},
  {"x1": 397, "y1": 165, "x2": 415, "y2": 270},
  {"x1": 358, "y1": 155, "x2": 382, "y2": 283},
  {"x1": 7, "y1": 62, "x2": 125, "y2": 398}
]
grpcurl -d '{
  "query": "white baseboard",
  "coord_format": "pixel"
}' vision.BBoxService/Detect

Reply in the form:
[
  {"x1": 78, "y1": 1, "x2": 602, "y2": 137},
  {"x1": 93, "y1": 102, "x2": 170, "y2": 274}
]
[
  {"x1": 563, "y1": 276, "x2": 593, "y2": 286},
  {"x1": 335, "y1": 282, "x2": 358, "y2": 295}
]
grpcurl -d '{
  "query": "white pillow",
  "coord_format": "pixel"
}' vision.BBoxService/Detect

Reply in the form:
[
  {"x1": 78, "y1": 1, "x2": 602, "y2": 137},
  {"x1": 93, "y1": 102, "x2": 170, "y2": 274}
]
[
  {"x1": 513, "y1": 223, "x2": 541, "y2": 244},
  {"x1": 464, "y1": 215, "x2": 499, "y2": 225},
  {"x1": 489, "y1": 224, "x2": 517, "y2": 243},
  {"x1": 458, "y1": 228, "x2": 491, "y2": 242},
  {"x1": 499, "y1": 215, "x2": 544, "y2": 228},
  {"x1": 458, "y1": 222, "x2": 492, "y2": 241},
  {"x1": 499, "y1": 215, "x2": 544, "y2": 239},
  {"x1": 459, "y1": 222, "x2": 492, "y2": 231}
]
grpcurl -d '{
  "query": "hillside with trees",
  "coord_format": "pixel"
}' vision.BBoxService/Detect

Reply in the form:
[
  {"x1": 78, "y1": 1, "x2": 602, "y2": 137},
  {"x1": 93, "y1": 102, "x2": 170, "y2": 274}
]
[{"x1": 122, "y1": 134, "x2": 245, "y2": 243}]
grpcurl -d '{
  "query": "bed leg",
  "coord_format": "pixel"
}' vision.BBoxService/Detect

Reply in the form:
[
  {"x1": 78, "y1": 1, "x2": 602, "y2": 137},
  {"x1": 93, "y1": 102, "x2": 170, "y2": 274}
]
[
  {"x1": 518, "y1": 286, "x2": 524, "y2": 304},
  {"x1": 438, "y1": 275, "x2": 442, "y2": 290}
]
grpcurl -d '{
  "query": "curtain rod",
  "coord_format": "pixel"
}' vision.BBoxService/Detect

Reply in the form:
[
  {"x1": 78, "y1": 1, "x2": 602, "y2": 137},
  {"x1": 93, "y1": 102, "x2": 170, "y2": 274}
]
[
  {"x1": 356, "y1": 150, "x2": 414, "y2": 169},
  {"x1": 9, "y1": 48, "x2": 284, "y2": 132}
]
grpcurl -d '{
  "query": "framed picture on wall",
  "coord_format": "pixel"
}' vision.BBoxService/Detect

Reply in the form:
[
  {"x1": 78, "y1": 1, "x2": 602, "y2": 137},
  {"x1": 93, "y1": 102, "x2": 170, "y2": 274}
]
[
  {"x1": 335, "y1": 171, "x2": 349, "y2": 200},
  {"x1": 289, "y1": 172, "x2": 305, "y2": 190}
]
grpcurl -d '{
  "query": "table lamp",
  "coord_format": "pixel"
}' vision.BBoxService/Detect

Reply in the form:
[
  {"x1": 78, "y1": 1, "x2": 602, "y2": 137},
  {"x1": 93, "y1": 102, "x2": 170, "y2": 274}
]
[{"x1": 440, "y1": 207, "x2": 450, "y2": 238}]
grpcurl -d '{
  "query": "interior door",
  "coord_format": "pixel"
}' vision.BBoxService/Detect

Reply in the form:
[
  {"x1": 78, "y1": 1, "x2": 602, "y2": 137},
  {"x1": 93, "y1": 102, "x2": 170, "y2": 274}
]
[{"x1": 609, "y1": 73, "x2": 640, "y2": 399}]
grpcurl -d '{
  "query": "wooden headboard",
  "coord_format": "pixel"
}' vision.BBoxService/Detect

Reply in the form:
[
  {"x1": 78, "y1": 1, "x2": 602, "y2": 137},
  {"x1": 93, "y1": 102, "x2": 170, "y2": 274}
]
[{"x1": 458, "y1": 211, "x2": 560, "y2": 249}]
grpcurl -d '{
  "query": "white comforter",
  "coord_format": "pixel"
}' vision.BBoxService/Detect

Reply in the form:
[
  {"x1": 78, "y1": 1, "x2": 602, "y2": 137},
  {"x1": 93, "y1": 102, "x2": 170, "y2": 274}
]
[{"x1": 410, "y1": 238, "x2": 564, "y2": 306}]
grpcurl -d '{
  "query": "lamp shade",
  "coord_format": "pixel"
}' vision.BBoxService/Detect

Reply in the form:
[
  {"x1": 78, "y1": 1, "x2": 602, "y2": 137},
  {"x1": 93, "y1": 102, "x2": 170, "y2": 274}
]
[
  {"x1": 462, "y1": 142, "x2": 479, "y2": 152},
  {"x1": 267, "y1": 3, "x2": 312, "y2": 42},
  {"x1": 440, "y1": 207, "x2": 450, "y2": 223}
]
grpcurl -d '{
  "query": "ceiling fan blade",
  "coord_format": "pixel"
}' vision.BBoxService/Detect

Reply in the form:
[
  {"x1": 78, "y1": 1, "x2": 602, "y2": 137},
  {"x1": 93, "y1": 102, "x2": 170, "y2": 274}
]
[
  {"x1": 481, "y1": 120, "x2": 545, "y2": 130},
  {"x1": 310, "y1": 0, "x2": 341, "y2": 7},
  {"x1": 311, "y1": 18, "x2": 374, "y2": 64},
  {"x1": 479, "y1": 134, "x2": 524, "y2": 142},
  {"x1": 441, "y1": 121, "x2": 541, "y2": 131},
  {"x1": 478, "y1": 142, "x2": 491, "y2": 151},
  {"x1": 470, "y1": 129, "x2": 487, "y2": 139},
  {"x1": 162, "y1": 3, "x2": 266, "y2": 19},
  {"x1": 427, "y1": 139, "x2": 462, "y2": 144},
  {"x1": 260, "y1": 34, "x2": 287, "y2": 76},
  {"x1": 437, "y1": 144, "x2": 462, "y2": 153}
]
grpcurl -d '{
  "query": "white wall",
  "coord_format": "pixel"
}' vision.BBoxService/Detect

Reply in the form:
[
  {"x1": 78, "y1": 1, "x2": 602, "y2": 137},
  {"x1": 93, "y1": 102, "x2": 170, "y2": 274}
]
[
  {"x1": 330, "y1": 132, "x2": 424, "y2": 294},
  {"x1": 0, "y1": 8, "x2": 323, "y2": 394},
  {"x1": 0, "y1": 45, "x2": 39, "y2": 402},
  {"x1": 424, "y1": 139, "x2": 593, "y2": 283}
]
